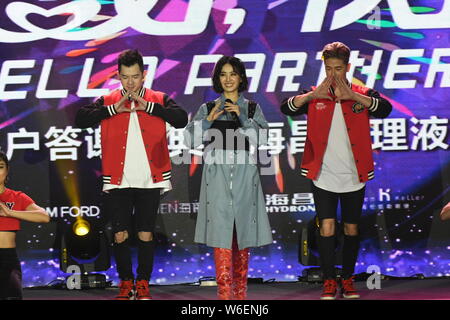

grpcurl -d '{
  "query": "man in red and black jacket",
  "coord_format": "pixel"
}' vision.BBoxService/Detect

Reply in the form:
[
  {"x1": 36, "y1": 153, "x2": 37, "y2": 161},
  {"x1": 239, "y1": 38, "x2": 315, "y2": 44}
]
[
  {"x1": 75, "y1": 49, "x2": 187, "y2": 300},
  {"x1": 280, "y1": 42, "x2": 392, "y2": 300}
]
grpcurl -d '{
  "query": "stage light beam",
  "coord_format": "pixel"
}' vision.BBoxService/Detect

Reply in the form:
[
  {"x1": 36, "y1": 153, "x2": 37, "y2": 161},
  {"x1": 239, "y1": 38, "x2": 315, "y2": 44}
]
[{"x1": 73, "y1": 218, "x2": 90, "y2": 236}]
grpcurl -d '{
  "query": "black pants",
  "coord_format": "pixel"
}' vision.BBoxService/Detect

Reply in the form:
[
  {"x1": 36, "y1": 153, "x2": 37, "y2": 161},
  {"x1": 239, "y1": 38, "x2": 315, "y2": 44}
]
[
  {"x1": 0, "y1": 248, "x2": 22, "y2": 300},
  {"x1": 312, "y1": 183, "x2": 365, "y2": 279},
  {"x1": 107, "y1": 188, "x2": 161, "y2": 281},
  {"x1": 312, "y1": 183, "x2": 365, "y2": 224},
  {"x1": 108, "y1": 188, "x2": 161, "y2": 233}
]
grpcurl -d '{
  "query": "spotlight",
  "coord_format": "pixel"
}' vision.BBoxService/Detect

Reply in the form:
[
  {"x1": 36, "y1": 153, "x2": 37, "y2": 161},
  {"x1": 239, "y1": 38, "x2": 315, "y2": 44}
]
[
  {"x1": 73, "y1": 218, "x2": 90, "y2": 236},
  {"x1": 298, "y1": 216, "x2": 343, "y2": 281},
  {"x1": 60, "y1": 217, "x2": 111, "y2": 289}
]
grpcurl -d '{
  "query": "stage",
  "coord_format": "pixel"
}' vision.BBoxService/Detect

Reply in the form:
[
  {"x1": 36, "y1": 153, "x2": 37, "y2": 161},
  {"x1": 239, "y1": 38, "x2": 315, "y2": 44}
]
[
  {"x1": 0, "y1": 2, "x2": 449, "y2": 313},
  {"x1": 23, "y1": 278, "x2": 450, "y2": 300}
]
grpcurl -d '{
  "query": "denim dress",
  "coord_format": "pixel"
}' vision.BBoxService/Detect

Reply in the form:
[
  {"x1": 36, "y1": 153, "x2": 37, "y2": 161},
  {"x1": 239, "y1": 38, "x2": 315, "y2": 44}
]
[{"x1": 184, "y1": 94, "x2": 273, "y2": 250}]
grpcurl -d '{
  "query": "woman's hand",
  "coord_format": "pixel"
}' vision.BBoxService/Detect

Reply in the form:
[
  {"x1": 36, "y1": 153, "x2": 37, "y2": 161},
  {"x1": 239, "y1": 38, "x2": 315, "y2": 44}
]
[
  {"x1": 0, "y1": 202, "x2": 12, "y2": 217},
  {"x1": 206, "y1": 101, "x2": 225, "y2": 122},
  {"x1": 224, "y1": 101, "x2": 241, "y2": 117}
]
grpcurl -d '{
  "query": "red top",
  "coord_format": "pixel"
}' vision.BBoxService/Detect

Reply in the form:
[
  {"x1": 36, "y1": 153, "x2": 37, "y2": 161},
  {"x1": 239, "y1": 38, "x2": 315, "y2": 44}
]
[{"x1": 0, "y1": 188, "x2": 34, "y2": 231}]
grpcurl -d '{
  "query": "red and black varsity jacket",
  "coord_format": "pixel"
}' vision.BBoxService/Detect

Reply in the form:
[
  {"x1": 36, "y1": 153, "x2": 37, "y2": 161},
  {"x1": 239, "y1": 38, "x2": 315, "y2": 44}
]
[
  {"x1": 75, "y1": 87, "x2": 188, "y2": 185},
  {"x1": 280, "y1": 84, "x2": 392, "y2": 183}
]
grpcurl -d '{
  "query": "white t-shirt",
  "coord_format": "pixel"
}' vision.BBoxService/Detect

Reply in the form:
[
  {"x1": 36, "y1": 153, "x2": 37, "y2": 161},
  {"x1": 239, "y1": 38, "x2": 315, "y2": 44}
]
[
  {"x1": 313, "y1": 102, "x2": 365, "y2": 193},
  {"x1": 103, "y1": 101, "x2": 172, "y2": 194}
]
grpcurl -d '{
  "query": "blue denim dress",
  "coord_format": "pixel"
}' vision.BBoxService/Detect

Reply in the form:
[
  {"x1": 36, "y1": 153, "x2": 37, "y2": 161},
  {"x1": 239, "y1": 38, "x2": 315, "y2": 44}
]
[{"x1": 184, "y1": 94, "x2": 273, "y2": 250}]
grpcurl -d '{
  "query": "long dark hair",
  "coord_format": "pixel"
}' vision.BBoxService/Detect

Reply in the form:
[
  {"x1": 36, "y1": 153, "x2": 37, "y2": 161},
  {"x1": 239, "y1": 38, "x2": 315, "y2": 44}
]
[
  {"x1": 0, "y1": 150, "x2": 9, "y2": 184},
  {"x1": 211, "y1": 56, "x2": 249, "y2": 93}
]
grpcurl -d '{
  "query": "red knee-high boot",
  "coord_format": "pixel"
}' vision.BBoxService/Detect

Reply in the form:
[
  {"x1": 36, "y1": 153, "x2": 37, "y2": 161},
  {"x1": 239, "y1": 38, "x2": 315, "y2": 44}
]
[
  {"x1": 232, "y1": 236, "x2": 250, "y2": 300},
  {"x1": 214, "y1": 247, "x2": 233, "y2": 300}
]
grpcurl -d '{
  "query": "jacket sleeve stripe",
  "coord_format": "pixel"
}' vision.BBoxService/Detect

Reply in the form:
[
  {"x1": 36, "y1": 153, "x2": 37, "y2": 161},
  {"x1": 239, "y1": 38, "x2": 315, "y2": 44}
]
[
  {"x1": 287, "y1": 97, "x2": 298, "y2": 112},
  {"x1": 368, "y1": 97, "x2": 379, "y2": 113},
  {"x1": 107, "y1": 105, "x2": 116, "y2": 116},
  {"x1": 146, "y1": 102, "x2": 155, "y2": 114}
]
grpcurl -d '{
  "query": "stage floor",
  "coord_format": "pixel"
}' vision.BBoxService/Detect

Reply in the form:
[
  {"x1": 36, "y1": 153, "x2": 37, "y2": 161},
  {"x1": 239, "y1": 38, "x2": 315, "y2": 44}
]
[{"x1": 23, "y1": 278, "x2": 450, "y2": 300}]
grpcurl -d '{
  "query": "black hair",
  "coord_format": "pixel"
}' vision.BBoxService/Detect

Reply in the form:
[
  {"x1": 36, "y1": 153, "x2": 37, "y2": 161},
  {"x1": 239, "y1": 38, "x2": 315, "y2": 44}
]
[
  {"x1": 118, "y1": 49, "x2": 144, "y2": 73},
  {"x1": 0, "y1": 150, "x2": 8, "y2": 171},
  {"x1": 0, "y1": 150, "x2": 9, "y2": 184},
  {"x1": 211, "y1": 56, "x2": 249, "y2": 93},
  {"x1": 322, "y1": 42, "x2": 351, "y2": 65}
]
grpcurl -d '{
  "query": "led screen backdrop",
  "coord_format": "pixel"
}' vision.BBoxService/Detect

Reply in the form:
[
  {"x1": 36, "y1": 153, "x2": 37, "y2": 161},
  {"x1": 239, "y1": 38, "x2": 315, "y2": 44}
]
[{"x1": 0, "y1": 0, "x2": 449, "y2": 287}]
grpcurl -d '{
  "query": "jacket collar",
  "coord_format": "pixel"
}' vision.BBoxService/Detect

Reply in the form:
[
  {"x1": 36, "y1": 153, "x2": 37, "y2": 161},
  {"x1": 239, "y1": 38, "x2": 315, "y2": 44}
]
[{"x1": 219, "y1": 93, "x2": 244, "y2": 105}]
